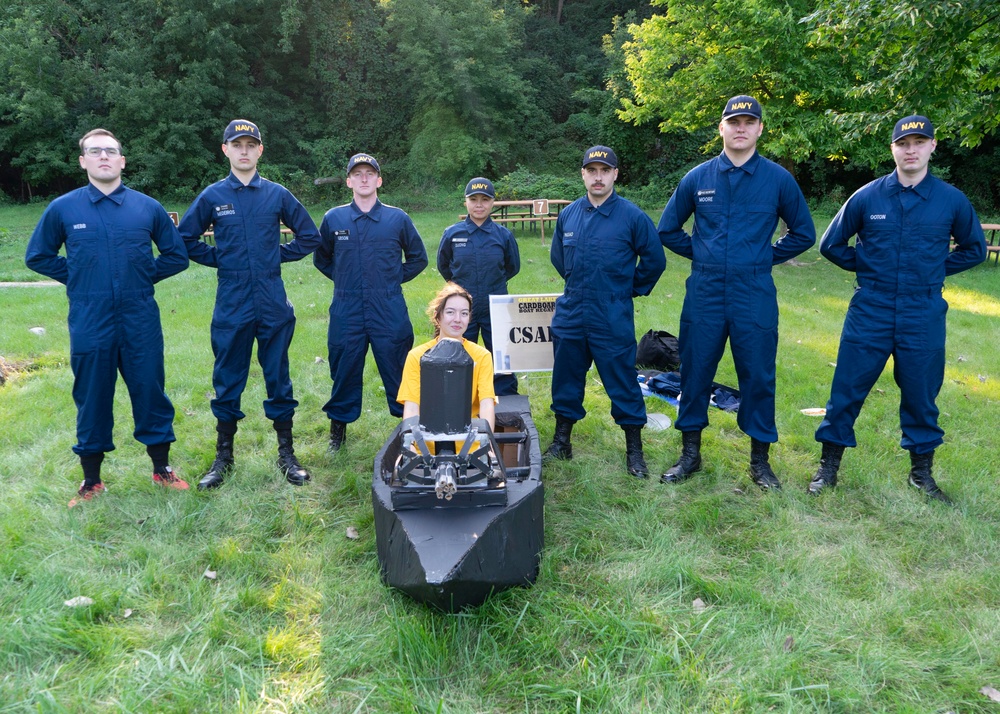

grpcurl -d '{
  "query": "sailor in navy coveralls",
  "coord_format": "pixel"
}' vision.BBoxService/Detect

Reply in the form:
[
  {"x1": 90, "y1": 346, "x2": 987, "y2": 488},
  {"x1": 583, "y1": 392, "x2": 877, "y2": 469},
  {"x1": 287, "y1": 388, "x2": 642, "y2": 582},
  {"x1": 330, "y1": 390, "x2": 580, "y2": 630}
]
[
  {"x1": 808, "y1": 115, "x2": 986, "y2": 502},
  {"x1": 179, "y1": 120, "x2": 321, "y2": 489},
  {"x1": 544, "y1": 146, "x2": 666, "y2": 479},
  {"x1": 314, "y1": 153, "x2": 428, "y2": 454},
  {"x1": 437, "y1": 177, "x2": 520, "y2": 396},
  {"x1": 26, "y1": 128, "x2": 190, "y2": 506},
  {"x1": 657, "y1": 95, "x2": 815, "y2": 490}
]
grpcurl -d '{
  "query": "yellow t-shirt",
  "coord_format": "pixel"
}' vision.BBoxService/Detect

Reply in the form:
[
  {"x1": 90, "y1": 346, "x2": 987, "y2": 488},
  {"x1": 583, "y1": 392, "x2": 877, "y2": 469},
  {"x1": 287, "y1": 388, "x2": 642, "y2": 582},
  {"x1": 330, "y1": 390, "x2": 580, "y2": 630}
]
[{"x1": 396, "y1": 337, "x2": 497, "y2": 417}]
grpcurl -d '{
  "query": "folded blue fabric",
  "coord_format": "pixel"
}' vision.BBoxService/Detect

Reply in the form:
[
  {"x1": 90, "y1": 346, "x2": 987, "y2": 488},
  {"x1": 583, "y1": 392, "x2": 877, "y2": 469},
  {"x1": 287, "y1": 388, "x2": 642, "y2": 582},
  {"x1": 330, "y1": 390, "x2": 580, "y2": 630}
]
[{"x1": 637, "y1": 369, "x2": 741, "y2": 413}]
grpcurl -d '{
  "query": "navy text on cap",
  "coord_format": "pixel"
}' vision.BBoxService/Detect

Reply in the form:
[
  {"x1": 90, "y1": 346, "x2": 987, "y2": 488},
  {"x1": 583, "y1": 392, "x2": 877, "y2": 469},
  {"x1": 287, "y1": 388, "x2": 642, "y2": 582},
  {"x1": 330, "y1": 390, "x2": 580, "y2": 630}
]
[
  {"x1": 465, "y1": 178, "x2": 495, "y2": 198},
  {"x1": 224, "y1": 120, "x2": 261, "y2": 143},
  {"x1": 582, "y1": 145, "x2": 618, "y2": 168},
  {"x1": 892, "y1": 115, "x2": 935, "y2": 142},
  {"x1": 721, "y1": 95, "x2": 762, "y2": 120},
  {"x1": 347, "y1": 153, "x2": 381, "y2": 174}
]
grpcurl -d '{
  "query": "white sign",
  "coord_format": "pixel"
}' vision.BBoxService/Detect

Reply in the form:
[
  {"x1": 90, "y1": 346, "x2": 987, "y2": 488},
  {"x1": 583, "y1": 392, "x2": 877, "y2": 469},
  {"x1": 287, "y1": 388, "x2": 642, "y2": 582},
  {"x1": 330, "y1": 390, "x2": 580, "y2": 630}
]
[{"x1": 489, "y1": 293, "x2": 561, "y2": 373}]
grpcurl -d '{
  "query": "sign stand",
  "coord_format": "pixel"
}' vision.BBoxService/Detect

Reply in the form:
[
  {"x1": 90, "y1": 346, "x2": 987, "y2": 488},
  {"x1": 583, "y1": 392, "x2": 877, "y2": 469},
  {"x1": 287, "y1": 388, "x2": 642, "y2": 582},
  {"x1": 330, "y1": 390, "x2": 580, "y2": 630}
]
[{"x1": 531, "y1": 200, "x2": 550, "y2": 245}]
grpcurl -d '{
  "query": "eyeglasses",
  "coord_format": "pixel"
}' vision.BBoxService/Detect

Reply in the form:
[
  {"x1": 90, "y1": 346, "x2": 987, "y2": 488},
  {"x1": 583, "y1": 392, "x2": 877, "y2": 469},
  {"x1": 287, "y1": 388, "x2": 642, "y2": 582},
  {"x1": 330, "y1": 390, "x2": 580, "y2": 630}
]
[{"x1": 83, "y1": 147, "x2": 121, "y2": 157}]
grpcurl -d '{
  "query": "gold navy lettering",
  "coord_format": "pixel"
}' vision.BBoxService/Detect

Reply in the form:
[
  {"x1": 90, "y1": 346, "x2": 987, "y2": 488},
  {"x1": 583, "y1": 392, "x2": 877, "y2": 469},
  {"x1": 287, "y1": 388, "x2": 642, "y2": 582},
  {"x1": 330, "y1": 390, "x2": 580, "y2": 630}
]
[
  {"x1": 900, "y1": 121, "x2": 925, "y2": 131},
  {"x1": 587, "y1": 151, "x2": 609, "y2": 160},
  {"x1": 730, "y1": 102, "x2": 753, "y2": 110}
]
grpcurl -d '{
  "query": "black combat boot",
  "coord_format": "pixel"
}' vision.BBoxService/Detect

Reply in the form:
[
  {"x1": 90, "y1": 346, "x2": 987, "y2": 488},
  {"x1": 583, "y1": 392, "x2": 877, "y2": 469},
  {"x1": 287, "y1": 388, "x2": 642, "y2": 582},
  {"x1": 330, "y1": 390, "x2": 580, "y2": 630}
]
[
  {"x1": 623, "y1": 424, "x2": 648, "y2": 478},
  {"x1": 749, "y1": 438, "x2": 781, "y2": 490},
  {"x1": 328, "y1": 420, "x2": 346, "y2": 454},
  {"x1": 660, "y1": 430, "x2": 702, "y2": 484},
  {"x1": 807, "y1": 443, "x2": 845, "y2": 495},
  {"x1": 275, "y1": 421, "x2": 311, "y2": 486},
  {"x1": 543, "y1": 415, "x2": 574, "y2": 461},
  {"x1": 908, "y1": 450, "x2": 951, "y2": 503},
  {"x1": 198, "y1": 421, "x2": 237, "y2": 490}
]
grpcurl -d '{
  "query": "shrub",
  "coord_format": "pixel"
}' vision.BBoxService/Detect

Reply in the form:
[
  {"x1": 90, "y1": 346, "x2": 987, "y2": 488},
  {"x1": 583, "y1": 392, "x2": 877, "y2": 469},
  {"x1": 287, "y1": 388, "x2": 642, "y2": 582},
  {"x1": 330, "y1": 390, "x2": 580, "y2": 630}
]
[{"x1": 494, "y1": 167, "x2": 581, "y2": 201}]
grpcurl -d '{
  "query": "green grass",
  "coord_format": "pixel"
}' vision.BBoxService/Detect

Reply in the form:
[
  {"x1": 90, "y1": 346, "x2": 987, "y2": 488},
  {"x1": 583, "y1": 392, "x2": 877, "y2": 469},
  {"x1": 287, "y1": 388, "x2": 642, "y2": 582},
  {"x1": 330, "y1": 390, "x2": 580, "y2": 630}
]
[{"x1": 2, "y1": 201, "x2": 1000, "y2": 712}]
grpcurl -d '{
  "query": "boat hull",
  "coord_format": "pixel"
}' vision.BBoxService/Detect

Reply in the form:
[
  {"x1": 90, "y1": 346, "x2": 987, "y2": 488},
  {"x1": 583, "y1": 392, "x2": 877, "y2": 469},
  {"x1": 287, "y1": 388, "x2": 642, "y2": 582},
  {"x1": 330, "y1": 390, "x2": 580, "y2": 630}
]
[{"x1": 372, "y1": 394, "x2": 544, "y2": 611}]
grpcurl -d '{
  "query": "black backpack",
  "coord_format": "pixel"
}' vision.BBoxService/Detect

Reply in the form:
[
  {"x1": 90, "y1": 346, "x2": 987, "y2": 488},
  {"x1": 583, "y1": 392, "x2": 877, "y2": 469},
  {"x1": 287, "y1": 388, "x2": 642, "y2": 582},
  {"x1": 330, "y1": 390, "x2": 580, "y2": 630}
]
[{"x1": 636, "y1": 329, "x2": 680, "y2": 372}]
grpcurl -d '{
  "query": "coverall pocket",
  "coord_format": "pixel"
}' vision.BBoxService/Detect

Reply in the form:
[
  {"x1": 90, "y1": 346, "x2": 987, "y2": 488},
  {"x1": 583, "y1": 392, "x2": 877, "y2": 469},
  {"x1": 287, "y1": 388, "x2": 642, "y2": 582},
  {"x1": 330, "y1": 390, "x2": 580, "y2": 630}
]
[
  {"x1": 750, "y1": 277, "x2": 778, "y2": 330},
  {"x1": 265, "y1": 281, "x2": 294, "y2": 322},
  {"x1": 910, "y1": 222, "x2": 953, "y2": 278},
  {"x1": 255, "y1": 219, "x2": 280, "y2": 245},
  {"x1": 856, "y1": 221, "x2": 900, "y2": 272},
  {"x1": 923, "y1": 294, "x2": 948, "y2": 351},
  {"x1": 126, "y1": 233, "x2": 156, "y2": 282},
  {"x1": 66, "y1": 231, "x2": 99, "y2": 268},
  {"x1": 560, "y1": 237, "x2": 577, "y2": 275}
]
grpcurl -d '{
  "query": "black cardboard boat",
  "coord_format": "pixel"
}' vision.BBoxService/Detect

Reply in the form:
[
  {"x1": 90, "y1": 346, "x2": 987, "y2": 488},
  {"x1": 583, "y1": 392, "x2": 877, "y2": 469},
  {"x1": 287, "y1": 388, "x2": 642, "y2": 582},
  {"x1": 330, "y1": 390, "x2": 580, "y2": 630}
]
[{"x1": 372, "y1": 392, "x2": 544, "y2": 612}]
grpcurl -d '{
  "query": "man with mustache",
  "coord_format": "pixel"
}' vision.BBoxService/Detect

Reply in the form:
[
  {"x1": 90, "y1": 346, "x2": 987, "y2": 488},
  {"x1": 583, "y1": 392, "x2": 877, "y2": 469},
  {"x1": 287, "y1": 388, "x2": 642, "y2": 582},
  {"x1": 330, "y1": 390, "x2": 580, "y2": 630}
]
[{"x1": 544, "y1": 145, "x2": 666, "y2": 478}]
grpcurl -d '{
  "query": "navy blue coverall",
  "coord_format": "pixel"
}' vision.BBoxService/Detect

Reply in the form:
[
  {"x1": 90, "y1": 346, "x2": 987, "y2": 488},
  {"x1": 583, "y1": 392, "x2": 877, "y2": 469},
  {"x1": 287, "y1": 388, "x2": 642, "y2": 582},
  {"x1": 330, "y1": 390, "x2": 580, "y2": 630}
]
[
  {"x1": 178, "y1": 172, "x2": 320, "y2": 424},
  {"x1": 815, "y1": 171, "x2": 985, "y2": 453},
  {"x1": 26, "y1": 183, "x2": 189, "y2": 455},
  {"x1": 658, "y1": 150, "x2": 815, "y2": 442},
  {"x1": 550, "y1": 190, "x2": 665, "y2": 425},
  {"x1": 437, "y1": 216, "x2": 521, "y2": 395},
  {"x1": 314, "y1": 199, "x2": 427, "y2": 421}
]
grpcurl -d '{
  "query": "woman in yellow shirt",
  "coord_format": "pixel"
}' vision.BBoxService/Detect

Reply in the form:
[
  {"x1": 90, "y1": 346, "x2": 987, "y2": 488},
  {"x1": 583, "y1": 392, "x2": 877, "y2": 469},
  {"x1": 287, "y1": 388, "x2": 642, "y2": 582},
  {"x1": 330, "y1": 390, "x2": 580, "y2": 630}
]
[{"x1": 397, "y1": 282, "x2": 497, "y2": 430}]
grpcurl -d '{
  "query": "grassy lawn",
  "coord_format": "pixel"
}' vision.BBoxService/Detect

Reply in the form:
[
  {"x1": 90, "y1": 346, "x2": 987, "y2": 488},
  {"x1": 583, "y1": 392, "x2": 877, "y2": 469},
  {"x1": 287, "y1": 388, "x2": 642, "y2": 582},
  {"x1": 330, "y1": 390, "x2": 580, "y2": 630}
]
[{"x1": 1, "y1": 199, "x2": 999, "y2": 712}]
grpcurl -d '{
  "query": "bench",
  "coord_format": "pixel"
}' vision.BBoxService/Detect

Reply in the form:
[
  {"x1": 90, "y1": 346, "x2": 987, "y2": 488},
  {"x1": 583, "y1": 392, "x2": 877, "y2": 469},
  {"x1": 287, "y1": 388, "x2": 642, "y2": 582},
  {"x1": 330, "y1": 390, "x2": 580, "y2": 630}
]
[
  {"x1": 460, "y1": 199, "x2": 571, "y2": 244},
  {"x1": 983, "y1": 223, "x2": 1000, "y2": 264},
  {"x1": 199, "y1": 228, "x2": 294, "y2": 244},
  {"x1": 166, "y1": 211, "x2": 294, "y2": 244}
]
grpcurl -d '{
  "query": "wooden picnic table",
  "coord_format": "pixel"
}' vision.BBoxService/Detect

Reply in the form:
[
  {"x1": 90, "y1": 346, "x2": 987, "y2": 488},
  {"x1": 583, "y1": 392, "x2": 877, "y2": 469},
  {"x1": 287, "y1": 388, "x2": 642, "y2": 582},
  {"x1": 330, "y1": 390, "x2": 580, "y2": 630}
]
[
  {"x1": 460, "y1": 199, "x2": 571, "y2": 244},
  {"x1": 167, "y1": 212, "x2": 294, "y2": 244},
  {"x1": 197, "y1": 228, "x2": 294, "y2": 242},
  {"x1": 982, "y1": 223, "x2": 1000, "y2": 264}
]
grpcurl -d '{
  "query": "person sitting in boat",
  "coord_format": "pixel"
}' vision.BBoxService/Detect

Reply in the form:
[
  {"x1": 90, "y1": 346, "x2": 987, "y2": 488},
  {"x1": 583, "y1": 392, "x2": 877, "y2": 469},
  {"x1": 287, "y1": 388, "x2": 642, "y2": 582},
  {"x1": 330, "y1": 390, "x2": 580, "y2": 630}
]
[{"x1": 397, "y1": 282, "x2": 497, "y2": 431}]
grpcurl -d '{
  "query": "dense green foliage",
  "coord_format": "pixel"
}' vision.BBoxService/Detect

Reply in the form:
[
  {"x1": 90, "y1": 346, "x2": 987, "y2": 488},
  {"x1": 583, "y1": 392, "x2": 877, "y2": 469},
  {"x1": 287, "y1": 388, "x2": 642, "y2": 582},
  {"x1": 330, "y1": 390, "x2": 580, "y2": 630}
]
[
  {"x1": 0, "y1": 0, "x2": 657, "y2": 202},
  {"x1": 807, "y1": 0, "x2": 1000, "y2": 158},
  {"x1": 386, "y1": 0, "x2": 542, "y2": 184},
  {"x1": 620, "y1": 0, "x2": 1000, "y2": 208},
  {"x1": 621, "y1": 0, "x2": 844, "y2": 165},
  {"x1": 1, "y1": 0, "x2": 998, "y2": 210}
]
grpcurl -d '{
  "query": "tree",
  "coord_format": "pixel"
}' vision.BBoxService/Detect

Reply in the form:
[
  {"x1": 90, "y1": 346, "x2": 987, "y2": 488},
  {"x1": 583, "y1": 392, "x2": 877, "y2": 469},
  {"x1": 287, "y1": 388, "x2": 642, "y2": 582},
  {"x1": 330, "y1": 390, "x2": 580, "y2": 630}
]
[
  {"x1": 805, "y1": 0, "x2": 1000, "y2": 166},
  {"x1": 600, "y1": 10, "x2": 708, "y2": 187},
  {"x1": 292, "y1": 0, "x2": 412, "y2": 180},
  {"x1": 504, "y1": 0, "x2": 666, "y2": 176},
  {"x1": 0, "y1": 1, "x2": 100, "y2": 198},
  {"x1": 618, "y1": 0, "x2": 848, "y2": 169},
  {"x1": 616, "y1": 0, "x2": 999, "y2": 174},
  {"x1": 0, "y1": 0, "x2": 403, "y2": 199},
  {"x1": 384, "y1": 0, "x2": 547, "y2": 184}
]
